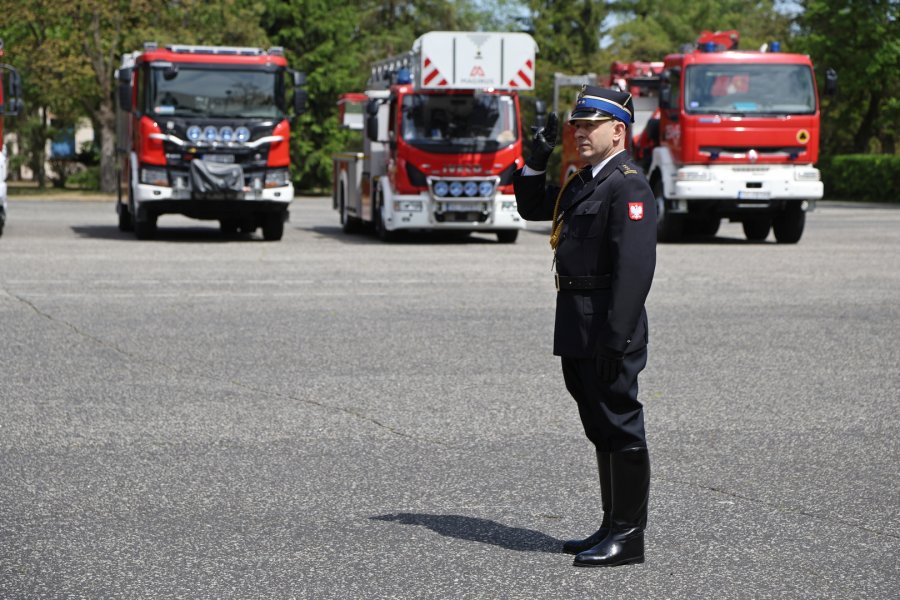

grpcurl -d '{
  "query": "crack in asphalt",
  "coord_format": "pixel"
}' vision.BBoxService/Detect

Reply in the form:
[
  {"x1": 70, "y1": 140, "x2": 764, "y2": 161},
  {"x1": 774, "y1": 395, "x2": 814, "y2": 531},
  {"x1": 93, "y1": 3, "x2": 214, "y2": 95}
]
[
  {"x1": 3, "y1": 289, "x2": 446, "y2": 447},
  {"x1": 3, "y1": 291, "x2": 893, "y2": 527}
]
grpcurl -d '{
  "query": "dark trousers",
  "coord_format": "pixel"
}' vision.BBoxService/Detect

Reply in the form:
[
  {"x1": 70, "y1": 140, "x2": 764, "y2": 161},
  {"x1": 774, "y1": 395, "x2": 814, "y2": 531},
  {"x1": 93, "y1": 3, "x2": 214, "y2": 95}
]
[{"x1": 561, "y1": 347, "x2": 648, "y2": 452}]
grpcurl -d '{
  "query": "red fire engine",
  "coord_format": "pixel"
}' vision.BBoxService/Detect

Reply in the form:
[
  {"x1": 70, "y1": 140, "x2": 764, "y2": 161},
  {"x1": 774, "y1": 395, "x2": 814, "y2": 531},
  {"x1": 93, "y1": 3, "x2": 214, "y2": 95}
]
[
  {"x1": 562, "y1": 31, "x2": 835, "y2": 243},
  {"x1": 115, "y1": 43, "x2": 306, "y2": 240},
  {"x1": 333, "y1": 31, "x2": 539, "y2": 243},
  {"x1": 0, "y1": 38, "x2": 23, "y2": 238}
]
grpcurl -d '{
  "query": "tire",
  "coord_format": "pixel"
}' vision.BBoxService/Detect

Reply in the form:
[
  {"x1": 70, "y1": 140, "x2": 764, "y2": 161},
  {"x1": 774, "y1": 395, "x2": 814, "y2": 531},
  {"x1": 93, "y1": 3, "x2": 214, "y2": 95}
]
[
  {"x1": 340, "y1": 185, "x2": 362, "y2": 234},
  {"x1": 742, "y1": 217, "x2": 771, "y2": 241},
  {"x1": 262, "y1": 213, "x2": 285, "y2": 241},
  {"x1": 117, "y1": 202, "x2": 133, "y2": 232},
  {"x1": 653, "y1": 178, "x2": 683, "y2": 243},
  {"x1": 134, "y1": 213, "x2": 157, "y2": 240},
  {"x1": 373, "y1": 191, "x2": 396, "y2": 242},
  {"x1": 220, "y1": 219, "x2": 240, "y2": 235},
  {"x1": 773, "y1": 203, "x2": 805, "y2": 244},
  {"x1": 116, "y1": 171, "x2": 133, "y2": 232},
  {"x1": 496, "y1": 230, "x2": 518, "y2": 244},
  {"x1": 695, "y1": 217, "x2": 720, "y2": 237}
]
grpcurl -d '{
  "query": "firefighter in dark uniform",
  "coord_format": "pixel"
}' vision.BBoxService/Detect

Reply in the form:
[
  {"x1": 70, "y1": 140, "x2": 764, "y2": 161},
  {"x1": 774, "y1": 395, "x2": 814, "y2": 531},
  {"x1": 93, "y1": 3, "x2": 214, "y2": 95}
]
[{"x1": 514, "y1": 86, "x2": 656, "y2": 567}]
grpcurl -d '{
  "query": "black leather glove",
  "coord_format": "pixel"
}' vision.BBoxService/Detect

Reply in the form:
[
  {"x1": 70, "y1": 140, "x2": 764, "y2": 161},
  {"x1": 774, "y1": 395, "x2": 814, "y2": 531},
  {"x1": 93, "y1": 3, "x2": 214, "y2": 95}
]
[
  {"x1": 525, "y1": 112, "x2": 558, "y2": 171},
  {"x1": 595, "y1": 347, "x2": 624, "y2": 383}
]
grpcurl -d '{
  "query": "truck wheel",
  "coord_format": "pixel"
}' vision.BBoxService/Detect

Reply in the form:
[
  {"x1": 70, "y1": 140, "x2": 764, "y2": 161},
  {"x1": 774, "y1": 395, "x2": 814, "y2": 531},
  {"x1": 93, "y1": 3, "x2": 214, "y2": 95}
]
[
  {"x1": 117, "y1": 202, "x2": 133, "y2": 232},
  {"x1": 374, "y1": 193, "x2": 396, "y2": 242},
  {"x1": 220, "y1": 219, "x2": 240, "y2": 235},
  {"x1": 742, "y1": 217, "x2": 771, "y2": 241},
  {"x1": 773, "y1": 203, "x2": 805, "y2": 244},
  {"x1": 496, "y1": 230, "x2": 518, "y2": 244},
  {"x1": 262, "y1": 213, "x2": 285, "y2": 241},
  {"x1": 340, "y1": 187, "x2": 362, "y2": 234},
  {"x1": 134, "y1": 214, "x2": 157, "y2": 240},
  {"x1": 653, "y1": 179, "x2": 683, "y2": 243},
  {"x1": 696, "y1": 217, "x2": 720, "y2": 237}
]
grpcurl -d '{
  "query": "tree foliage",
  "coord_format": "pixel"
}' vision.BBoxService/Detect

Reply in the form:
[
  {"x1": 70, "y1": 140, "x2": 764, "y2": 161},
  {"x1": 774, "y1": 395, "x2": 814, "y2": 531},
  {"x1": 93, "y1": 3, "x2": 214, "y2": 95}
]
[
  {"x1": 0, "y1": 0, "x2": 894, "y2": 192},
  {"x1": 795, "y1": 0, "x2": 899, "y2": 154}
]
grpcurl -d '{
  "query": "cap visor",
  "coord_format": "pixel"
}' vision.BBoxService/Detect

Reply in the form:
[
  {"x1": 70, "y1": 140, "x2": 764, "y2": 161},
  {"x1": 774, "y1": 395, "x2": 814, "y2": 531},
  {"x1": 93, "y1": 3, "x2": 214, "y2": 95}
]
[{"x1": 568, "y1": 109, "x2": 614, "y2": 123}]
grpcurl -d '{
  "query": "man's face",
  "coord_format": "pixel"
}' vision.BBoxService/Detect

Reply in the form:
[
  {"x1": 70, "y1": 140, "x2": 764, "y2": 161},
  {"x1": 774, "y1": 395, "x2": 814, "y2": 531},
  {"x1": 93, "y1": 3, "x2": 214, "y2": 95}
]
[{"x1": 572, "y1": 118, "x2": 624, "y2": 165}]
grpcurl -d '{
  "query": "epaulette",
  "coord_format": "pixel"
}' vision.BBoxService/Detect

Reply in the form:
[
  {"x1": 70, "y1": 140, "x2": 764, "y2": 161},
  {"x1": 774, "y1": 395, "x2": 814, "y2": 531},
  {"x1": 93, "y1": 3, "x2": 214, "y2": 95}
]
[{"x1": 618, "y1": 163, "x2": 640, "y2": 176}]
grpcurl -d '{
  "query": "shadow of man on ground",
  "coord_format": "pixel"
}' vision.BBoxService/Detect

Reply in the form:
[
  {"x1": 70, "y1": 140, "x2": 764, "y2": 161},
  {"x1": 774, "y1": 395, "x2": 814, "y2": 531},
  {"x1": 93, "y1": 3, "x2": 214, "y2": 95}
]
[{"x1": 371, "y1": 513, "x2": 562, "y2": 553}]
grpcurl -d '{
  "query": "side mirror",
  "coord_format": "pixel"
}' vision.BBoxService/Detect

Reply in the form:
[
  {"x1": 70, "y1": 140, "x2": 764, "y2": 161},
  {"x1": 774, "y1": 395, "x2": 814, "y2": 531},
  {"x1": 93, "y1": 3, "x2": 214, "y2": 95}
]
[
  {"x1": 0, "y1": 66, "x2": 23, "y2": 116},
  {"x1": 163, "y1": 64, "x2": 179, "y2": 81},
  {"x1": 659, "y1": 80, "x2": 671, "y2": 109},
  {"x1": 533, "y1": 99, "x2": 547, "y2": 129},
  {"x1": 293, "y1": 70, "x2": 306, "y2": 87},
  {"x1": 10, "y1": 70, "x2": 22, "y2": 102},
  {"x1": 366, "y1": 114, "x2": 379, "y2": 142},
  {"x1": 293, "y1": 87, "x2": 308, "y2": 116},
  {"x1": 118, "y1": 83, "x2": 132, "y2": 112},
  {"x1": 824, "y1": 68, "x2": 838, "y2": 97},
  {"x1": 116, "y1": 68, "x2": 133, "y2": 112},
  {"x1": 366, "y1": 99, "x2": 380, "y2": 116},
  {"x1": 659, "y1": 89, "x2": 670, "y2": 109}
]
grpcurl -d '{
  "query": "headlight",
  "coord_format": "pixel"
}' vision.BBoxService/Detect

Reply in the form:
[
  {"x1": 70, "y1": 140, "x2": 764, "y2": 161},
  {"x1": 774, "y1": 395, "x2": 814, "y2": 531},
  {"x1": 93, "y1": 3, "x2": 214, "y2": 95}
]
[
  {"x1": 463, "y1": 181, "x2": 478, "y2": 197},
  {"x1": 794, "y1": 168, "x2": 820, "y2": 181},
  {"x1": 478, "y1": 181, "x2": 494, "y2": 197},
  {"x1": 677, "y1": 169, "x2": 711, "y2": 181},
  {"x1": 433, "y1": 181, "x2": 449, "y2": 197},
  {"x1": 235, "y1": 127, "x2": 251, "y2": 143},
  {"x1": 219, "y1": 127, "x2": 234, "y2": 143},
  {"x1": 265, "y1": 169, "x2": 290, "y2": 188},
  {"x1": 449, "y1": 181, "x2": 464, "y2": 197},
  {"x1": 203, "y1": 126, "x2": 218, "y2": 142},
  {"x1": 394, "y1": 200, "x2": 423, "y2": 212},
  {"x1": 140, "y1": 167, "x2": 169, "y2": 187},
  {"x1": 187, "y1": 126, "x2": 201, "y2": 142}
]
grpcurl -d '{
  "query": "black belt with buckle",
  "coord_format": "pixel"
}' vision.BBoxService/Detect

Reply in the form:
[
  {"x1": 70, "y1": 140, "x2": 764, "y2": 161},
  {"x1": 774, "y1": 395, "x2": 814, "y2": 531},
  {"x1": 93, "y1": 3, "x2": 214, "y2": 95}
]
[{"x1": 555, "y1": 274, "x2": 611, "y2": 291}]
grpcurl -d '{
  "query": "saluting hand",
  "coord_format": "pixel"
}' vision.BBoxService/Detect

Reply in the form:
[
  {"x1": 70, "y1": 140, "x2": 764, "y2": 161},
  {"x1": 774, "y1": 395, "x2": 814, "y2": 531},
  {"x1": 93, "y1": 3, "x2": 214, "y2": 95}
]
[{"x1": 526, "y1": 112, "x2": 558, "y2": 172}]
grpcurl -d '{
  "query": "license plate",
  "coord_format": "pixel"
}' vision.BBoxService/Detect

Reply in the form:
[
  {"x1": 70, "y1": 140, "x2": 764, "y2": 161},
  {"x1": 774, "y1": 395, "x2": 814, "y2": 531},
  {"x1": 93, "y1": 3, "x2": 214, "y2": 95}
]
[
  {"x1": 202, "y1": 154, "x2": 235, "y2": 163},
  {"x1": 738, "y1": 190, "x2": 770, "y2": 200},
  {"x1": 444, "y1": 202, "x2": 475, "y2": 211}
]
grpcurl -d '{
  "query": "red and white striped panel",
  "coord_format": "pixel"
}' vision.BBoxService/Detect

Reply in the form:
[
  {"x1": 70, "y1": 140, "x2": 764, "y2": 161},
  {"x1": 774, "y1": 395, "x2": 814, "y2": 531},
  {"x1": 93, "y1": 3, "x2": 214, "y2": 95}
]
[
  {"x1": 422, "y1": 57, "x2": 448, "y2": 87},
  {"x1": 508, "y1": 59, "x2": 534, "y2": 88}
]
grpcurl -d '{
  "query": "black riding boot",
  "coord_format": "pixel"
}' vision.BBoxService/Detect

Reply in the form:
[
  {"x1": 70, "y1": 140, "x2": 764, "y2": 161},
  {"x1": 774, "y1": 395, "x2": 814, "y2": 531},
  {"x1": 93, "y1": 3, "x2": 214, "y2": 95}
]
[
  {"x1": 573, "y1": 447, "x2": 650, "y2": 567},
  {"x1": 562, "y1": 451, "x2": 611, "y2": 554}
]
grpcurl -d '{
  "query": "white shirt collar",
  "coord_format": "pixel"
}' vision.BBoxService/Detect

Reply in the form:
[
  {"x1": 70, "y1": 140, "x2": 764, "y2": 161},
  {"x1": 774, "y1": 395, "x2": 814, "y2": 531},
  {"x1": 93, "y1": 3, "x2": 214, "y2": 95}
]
[{"x1": 590, "y1": 149, "x2": 626, "y2": 179}]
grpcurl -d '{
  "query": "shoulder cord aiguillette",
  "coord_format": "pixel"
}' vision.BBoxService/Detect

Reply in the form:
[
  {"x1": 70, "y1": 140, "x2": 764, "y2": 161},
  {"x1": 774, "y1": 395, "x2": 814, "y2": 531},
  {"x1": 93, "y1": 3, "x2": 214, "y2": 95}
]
[{"x1": 550, "y1": 169, "x2": 587, "y2": 250}]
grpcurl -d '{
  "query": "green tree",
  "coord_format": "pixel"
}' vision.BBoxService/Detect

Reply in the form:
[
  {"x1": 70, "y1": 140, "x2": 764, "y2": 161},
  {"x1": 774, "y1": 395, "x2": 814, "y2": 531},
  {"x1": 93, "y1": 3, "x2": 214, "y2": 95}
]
[
  {"x1": 522, "y1": 0, "x2": 609, "y2": 92},
  {"x1": 605, "y1": 0, "x2": 793, "y2": 61},
  {"x1": 261, "y1": 0, "x2": 364, "y2": 190},
  {"x1": 0, "y1": 2, "x2": 94, "y2": 187},
  {"x1": 795, "y1": 0, "x2": 899, "y2": 155},
  {"x1": 0, "y1": 0, "x2": 269, "y2": 192},
  {"x1": 262, "y1": 0, "x2": 495, "y2": 190}
]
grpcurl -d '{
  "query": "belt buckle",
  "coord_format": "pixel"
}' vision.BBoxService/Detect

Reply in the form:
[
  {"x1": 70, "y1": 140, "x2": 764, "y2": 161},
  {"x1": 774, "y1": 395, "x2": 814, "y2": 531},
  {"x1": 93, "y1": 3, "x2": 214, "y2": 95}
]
[{"x1": 554, "y1": 273, "x2": 560, "y2": 291}]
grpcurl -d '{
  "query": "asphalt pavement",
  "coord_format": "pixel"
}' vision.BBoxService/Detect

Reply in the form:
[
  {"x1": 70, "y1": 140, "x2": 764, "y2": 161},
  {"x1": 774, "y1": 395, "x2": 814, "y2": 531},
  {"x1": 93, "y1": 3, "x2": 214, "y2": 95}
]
[{"x1": 1, "y1": 197, "x2": 898, "y2": 599}]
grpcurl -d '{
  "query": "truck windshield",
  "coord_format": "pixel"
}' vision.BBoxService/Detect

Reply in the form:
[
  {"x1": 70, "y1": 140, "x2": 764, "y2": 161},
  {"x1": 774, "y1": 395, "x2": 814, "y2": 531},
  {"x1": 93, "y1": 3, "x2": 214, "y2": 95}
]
[
  {"x1": 401, "y1": 93, "x2": 518, "y2": 154},
  {"x1": 685, "y1": 64, "x2": 816, "y2": 116},
  {"x1": 150, "y1": 66, "x2": 284, "y2": 119}
]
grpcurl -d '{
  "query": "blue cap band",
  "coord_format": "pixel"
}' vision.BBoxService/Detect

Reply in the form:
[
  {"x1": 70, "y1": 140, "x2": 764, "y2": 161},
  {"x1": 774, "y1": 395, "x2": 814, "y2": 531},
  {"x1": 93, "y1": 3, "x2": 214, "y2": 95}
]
[{"x1": 574, "y1": 95, "x2": 632, "y2": 123}]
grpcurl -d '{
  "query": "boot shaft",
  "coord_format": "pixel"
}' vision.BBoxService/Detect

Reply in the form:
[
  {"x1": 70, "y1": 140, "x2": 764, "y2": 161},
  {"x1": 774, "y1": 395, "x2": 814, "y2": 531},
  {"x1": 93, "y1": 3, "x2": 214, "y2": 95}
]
[{"x1": 609, "y1": 447, "x2": 650, "y2": 530}]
